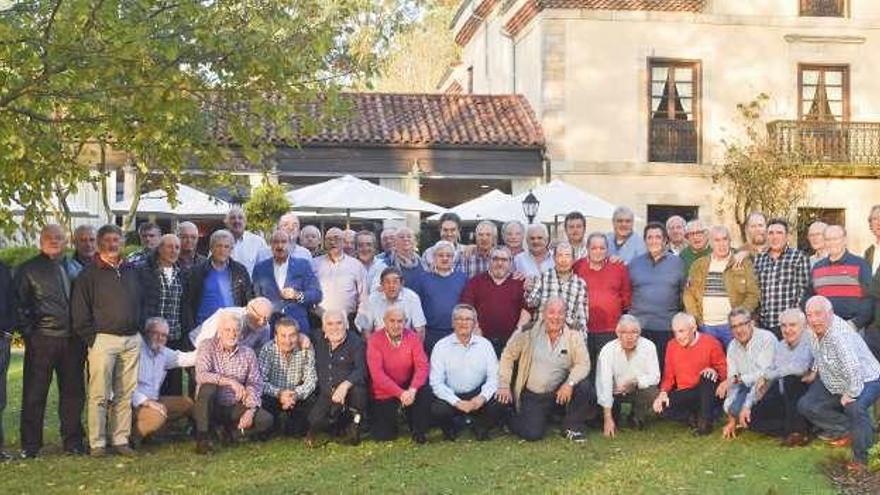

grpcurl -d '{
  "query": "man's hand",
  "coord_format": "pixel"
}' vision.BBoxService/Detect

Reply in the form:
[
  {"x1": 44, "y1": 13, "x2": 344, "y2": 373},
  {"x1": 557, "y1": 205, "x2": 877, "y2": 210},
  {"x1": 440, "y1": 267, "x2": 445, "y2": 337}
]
[
  {"x1": 299, "y1": 334, "x2": 312, "y2": 349},
  {"x1": 614, "y1": 380, "x2": 637, "y2": 396},
  {"x1": 512, "y1": 271, "x2": 527, "y2": 281},
  {"x1": 802, "y1": 371, "x2": 817, "y2": 384},
  {"x1": 143, "y1": 400, "x2": 167, "y2": 417},
  {"x1": 841, "y1": 394, "x2": 856, "y2": 407},
  {"x1": 722, "y1": 417, "x2": 738, "y2": 440},
  {"x1": 455, "y1": 400, "x2": 473, "y2": 413},
  {"x1": 400, "y1": 388, "x2": 416, "y2": 407},
  {"x1": 279, "y1": 390, "x2": 296, "y2": 410},
  {"x1": 732, "y1": 250, "x2": 749, "y2": 268},
  {"x1": 556, "y1": 383, "x2": 574, "y2": 405},
  {"x1": 603, "y1": 416, "x2": 617, "y2": 438},
  {"x1": 496, "y1": 388, "x2": 513, "y2": 405},
  {"x1": 468, "y1": 395, "x2": 487, "y2": 411},
  {"x1": 738, "y1": 407, "x2": 752, "y2": 428},
  {"x1": 608, "y1": 255, "x2": 625, "y2": 265},
  {"x1": 715, "y1": 380, "x2": 729, "y2": 399},
  {"x1": 228, "y1": 380, "x2": 247, "y2": 402},
  {"x1": 331, "y1": 382, "x2": 351, "y2": 405},
  {"x1": 281, "y1": 287, "x2": 300, "y2": 300},
  {"x1": 238, "y1": 408, "x2": 255, "y2": 431},
  {"x1": 653, "y1": 391, "x2": 669, "y2": 414},
  {"x1": 700, "y1": 368, "x2": 719, "y2": 382}
]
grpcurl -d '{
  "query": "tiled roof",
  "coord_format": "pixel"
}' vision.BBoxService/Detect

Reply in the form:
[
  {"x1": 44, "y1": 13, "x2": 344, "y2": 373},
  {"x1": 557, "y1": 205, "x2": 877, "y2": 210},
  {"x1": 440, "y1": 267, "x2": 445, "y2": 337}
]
[
  {"x1": 539, "y1": 0, "x2": 703, "y2": 11},
  {"x1": 211, "y1": 93, "x2": 544, "y2": 149}
]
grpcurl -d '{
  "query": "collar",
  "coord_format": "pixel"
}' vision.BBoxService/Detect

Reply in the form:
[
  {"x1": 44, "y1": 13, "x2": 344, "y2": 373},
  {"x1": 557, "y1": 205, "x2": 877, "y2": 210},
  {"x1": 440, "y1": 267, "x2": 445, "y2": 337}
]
[
  {"x1": 452, "y1": 334, "x2": 475, "y2": 348},
  {"x1": 273, "y1": 256, "x2": 289, "y2": 266},
  {"x1": 96, "y1": 254, "x2": 123, "y2": 270}
]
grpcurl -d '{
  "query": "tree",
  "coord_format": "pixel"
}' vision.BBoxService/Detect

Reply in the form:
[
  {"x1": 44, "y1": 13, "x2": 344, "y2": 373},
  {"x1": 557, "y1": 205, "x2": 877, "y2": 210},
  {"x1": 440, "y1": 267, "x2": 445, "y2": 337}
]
[
  {"x1": 0, "y1": 1, "x2": 408, "y2": 236},
  {"x1": 713, "y1": 94, "x2": 809, "y2": 241},
  {"x1": 243, "y1": 180, "x2": 290, "y2": 239}
]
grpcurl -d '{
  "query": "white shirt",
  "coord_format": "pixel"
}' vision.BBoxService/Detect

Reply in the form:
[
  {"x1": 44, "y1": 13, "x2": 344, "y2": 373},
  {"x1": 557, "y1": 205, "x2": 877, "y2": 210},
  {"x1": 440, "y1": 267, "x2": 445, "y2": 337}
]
[
  {"x1": 356, "y1": 287, "x2": 427, "y2": 333},
  {"x1": 361, "y1": 256, "x2": 388, "y2": 293},
  {"x1": 273, "y1": 259, "x2": 289, "y2": 291},
  {"x1": 232, "y1": 230, "x2": 270, "y2": 275},
  {"x1": 514, "y1": 250, "x2": 554, "y2": 279},
  {"x1": 289, "y1": 243, "x2": 312, "y2": 261},
  {"x1": 595, "y1": 337, "x2": 661, "y2": 409}
]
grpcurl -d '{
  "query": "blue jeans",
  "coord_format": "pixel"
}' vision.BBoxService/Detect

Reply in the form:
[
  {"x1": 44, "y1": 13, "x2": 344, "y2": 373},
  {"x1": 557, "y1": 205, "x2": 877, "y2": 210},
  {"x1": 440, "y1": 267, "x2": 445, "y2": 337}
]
[
  {"x1": 701, "y1": 324, "x2": 731, "y2": 350},
  {"x1": 724, "y1": 383, "x2": 750, "y2": 416},
  {"x1": 798, "y1": 378, "x2": 880, "y2": 463}
]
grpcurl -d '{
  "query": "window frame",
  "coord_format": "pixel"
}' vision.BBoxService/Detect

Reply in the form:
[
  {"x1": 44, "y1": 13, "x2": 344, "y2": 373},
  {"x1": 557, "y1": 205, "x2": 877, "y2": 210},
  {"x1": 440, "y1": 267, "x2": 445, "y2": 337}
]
[
  {"x1": 646, "y1": 57, "x2": 702, "y2": 164},
  {"x1": 799, "y1": 0, "x2": 846, "y2": 18},
  {"x1": 797, "y1": 64, "x2": 850, "y2": 122}
]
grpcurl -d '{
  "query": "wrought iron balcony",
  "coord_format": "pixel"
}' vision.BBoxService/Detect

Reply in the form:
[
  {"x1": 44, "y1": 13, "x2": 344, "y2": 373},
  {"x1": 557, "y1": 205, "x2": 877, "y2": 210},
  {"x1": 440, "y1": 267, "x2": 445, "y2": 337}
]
[
  {"x1": 649, "y1": 119, "x2": 698, "y2": 163},
  {"x1": 800, "y1": 0, "x2": 845, "y2": 17},
  {"x1": 767, "y1": 120, "x2": 880, "y2": 165}
]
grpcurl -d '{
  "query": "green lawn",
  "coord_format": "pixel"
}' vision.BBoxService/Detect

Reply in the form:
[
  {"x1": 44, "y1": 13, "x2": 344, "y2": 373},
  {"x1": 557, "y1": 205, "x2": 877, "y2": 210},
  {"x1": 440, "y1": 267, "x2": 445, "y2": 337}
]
[{"x1": 1, "y1": 350, "x2": 837, "y2": 494}]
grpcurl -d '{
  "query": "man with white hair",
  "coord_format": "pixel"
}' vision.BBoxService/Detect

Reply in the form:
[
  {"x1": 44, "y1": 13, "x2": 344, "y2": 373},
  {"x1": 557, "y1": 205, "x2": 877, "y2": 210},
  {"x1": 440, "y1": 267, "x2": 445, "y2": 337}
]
[
  {"x1": 606, "y1": 206, "x2": 646, "y2": 264},
  {"x1": 313, "y1": 227, "x2": 368, "y2": 331},
  {"x1": 377, "y1": 227, "x2": 398, "y2": 264},
  {"x1": 186, "y1": 229, "x2": 253, "y2": 329},
  {"x1": 514, "y1": 223, "x2": 554, "y2": 279},
  {"x1": 680, "y1": 219, "x2": 711, "y2": 275},
  {"x1": 193, "y1": 309, "x2": 272, "y2": 454},
  {"x1": 807, "y1": 221, "x2": 828, "y2": 267},
  {"x1": 798, "y1": 296, "x2": 880, "y2": 472},
  {"x1": 596, "y1": 315, "x2": 660, "y2": 437},
  {"x1": 68, "y1": 224, "x2": 97, "y2": 278},
  {"x1": 385, "y1": 226, "x2": 425, "y2": 289},
  {"x1": 190, "y1": 297, "x2": 273, "y2": 355},
  {"x1": 225, "y1": 205, "x2": 270, "y2": 275},
  {"x1": 502, "y1": 221, "x2": 525, "y2": 257},
  {"x1": 412, "y1": 240, "x2": 469, "y2": 353},
  {"x1": 460, "y1": 220, "x2": 498, "y2": 279},
  {"x1": 277, "y1": 212, "x2": 312, "y2": 260},
  {"x1": 177, "y1": 222, "x2": 206, "y2": 273},
  {"x1": 865, "y1": 205, "x2": 880, "y2": 276},
  {"x1": 665, "y1": 215, "x2": 688, "y2": 255},
  {"x1": 299, "y1": 225, "x2": 323, "y2": 257}
]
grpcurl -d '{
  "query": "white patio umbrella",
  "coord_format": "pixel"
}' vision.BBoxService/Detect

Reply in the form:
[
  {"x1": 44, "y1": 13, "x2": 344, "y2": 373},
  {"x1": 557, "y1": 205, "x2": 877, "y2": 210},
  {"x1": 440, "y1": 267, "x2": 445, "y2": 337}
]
[
  {"x1": 7, "y1": 197, "x2": 94, "y2": 218},
  {"x1": 111, "y1": 184, "x2": 230, "y2": 218},
  {"x1": 286, "y1": 175, "x2": 443, "y2": 227},
  {"x1": 427, "y1": 189, "x2": 512, "y2": 222},
  {"x1": 479, "y1": 180, "x2": 620, "y2": 224},
  {"x1": 297, "y1": 209, "x2": 405, "y2": 221}
]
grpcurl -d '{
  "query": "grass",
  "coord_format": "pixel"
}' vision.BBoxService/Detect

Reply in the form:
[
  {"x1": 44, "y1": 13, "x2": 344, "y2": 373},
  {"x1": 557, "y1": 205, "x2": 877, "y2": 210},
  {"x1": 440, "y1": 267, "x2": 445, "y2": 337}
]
[{"x1": 1, "y1": 350, "x2": 837, "y2": 494}]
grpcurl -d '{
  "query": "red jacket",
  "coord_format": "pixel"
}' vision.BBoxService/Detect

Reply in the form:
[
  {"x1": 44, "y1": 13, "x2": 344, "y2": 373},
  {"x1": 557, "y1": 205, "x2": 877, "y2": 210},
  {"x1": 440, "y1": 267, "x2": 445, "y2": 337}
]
[
  {"x1": 573, "y1": 259, "x2": 632, "y2": 333},
  {"x1": 366, "y1": 328, "x2": 429, "y2": 400},
  {"x1": 660, "y1": 333, "x2": 727, "y2": 392}
]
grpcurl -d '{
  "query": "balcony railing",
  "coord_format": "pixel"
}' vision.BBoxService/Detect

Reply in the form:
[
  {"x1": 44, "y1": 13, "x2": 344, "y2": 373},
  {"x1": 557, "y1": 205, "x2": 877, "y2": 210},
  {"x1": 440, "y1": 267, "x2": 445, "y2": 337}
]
[
  {"x1": 800, "y1": 0, "x2": 845, "y2": 17},
  {"x1": 767, "y1": 120, "x2": 880, "y2": 165},
  {"x1": 649, "y1": 119, "x2": 698, "y2": 163}
]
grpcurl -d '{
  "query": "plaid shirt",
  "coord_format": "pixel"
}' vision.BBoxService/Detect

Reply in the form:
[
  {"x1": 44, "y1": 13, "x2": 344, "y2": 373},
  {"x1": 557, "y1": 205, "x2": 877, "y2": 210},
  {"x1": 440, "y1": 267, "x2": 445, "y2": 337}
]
[
  {"x1": 196, "y1": 338, "x2": 262, "y2": 408},
  {"x1": 754, "y1": 247, "x2": 810, "y2": 329},
  {"x1": 459, "y1": 250, "x2": 493, "y2": 279},
  {"x1": 811, "y1": 315, "x2": 880, "y2": 397},
  {"x1": 525, "y1": 268, "x2": 588, "y2": 333},
  {"x1": 258, "y1": 342, "x2": 317, "y2": 400},
  {"x1": 157, "y1": 267, "x2": 184, "y2": 340}
]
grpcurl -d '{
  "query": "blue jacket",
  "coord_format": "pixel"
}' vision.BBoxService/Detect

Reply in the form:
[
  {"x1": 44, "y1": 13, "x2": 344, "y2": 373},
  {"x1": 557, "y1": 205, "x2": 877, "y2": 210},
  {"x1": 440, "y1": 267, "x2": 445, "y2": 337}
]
[{"x1": 252, "y1": 256, "x2": 322, "y2": 335}]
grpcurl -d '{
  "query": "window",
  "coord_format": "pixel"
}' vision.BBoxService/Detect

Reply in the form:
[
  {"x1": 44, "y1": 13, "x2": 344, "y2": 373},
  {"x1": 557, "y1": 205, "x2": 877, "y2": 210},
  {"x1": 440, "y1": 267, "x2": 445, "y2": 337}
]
[
  {"x1": 467, "y1": 66, "x2": 474, "y2": 94},
  {"x1": 647, "y1": 205, "x2": 699, "y2": 225},
  {"x1": 797, "y1": 207, "x2": 845, "y2": 252},
  {"x1": 799, "y1": 65, "x2": 849, "y2": 122},
  {"x1": 800, "y1": 0, "x2": 845, "y2": 17},
  {"x1": 648, "y1": 59, "x2": 700, "y2": 163}
]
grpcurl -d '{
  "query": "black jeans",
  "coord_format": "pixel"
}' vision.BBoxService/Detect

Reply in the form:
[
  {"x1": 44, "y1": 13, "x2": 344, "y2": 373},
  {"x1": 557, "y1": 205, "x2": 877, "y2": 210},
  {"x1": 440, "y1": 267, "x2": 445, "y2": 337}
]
[
  {"x1": 510, "y1": 380, "x2": 596, "y2": 441},
  {"x1": 20, "y1": 334, "x2": 86, "y2": 452},
  {"x1": 307, "y1": 384, "x2": 369, "y2": 434},
  {"x1": 0, "y1": 334, "x2": 10, "y2": 449},
  {"x1": 371, "y1": 386, "x2": 432, "y2": 441},
  {"x1": 430, "y1": 387, "x2": 505, "y2": 435},
  {"x1": 587, "y1": 332, "x2": 617, "y2": 375},
  {"x1": 261, "y1": 394, "x2": 315, "y2": 436},
  {"x1": 643, "y1": 330, "x2": 670, "y2": 375},
  {"x1": 664, "y1": 376, "x2": 719, "y2": 424},
  {"x1": 780, "y1": 375, "x2": 809, "y2": 436},
  {"x1": 160, "y1": 337, "x2": 193, "y2": 397},
  {"x1": 193, "y1": 384, "x2": 272, "y2": 437}
]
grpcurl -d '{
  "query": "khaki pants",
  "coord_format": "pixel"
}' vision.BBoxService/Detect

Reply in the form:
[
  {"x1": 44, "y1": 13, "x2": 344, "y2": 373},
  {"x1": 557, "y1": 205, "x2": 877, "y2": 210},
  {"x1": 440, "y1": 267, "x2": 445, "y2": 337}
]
[
  {"x1": 134, "y1": 396, "x2": 194, "y2": 439},
  {"x1": 87, "y1": 333, "x2": 140, "y2": 449}
]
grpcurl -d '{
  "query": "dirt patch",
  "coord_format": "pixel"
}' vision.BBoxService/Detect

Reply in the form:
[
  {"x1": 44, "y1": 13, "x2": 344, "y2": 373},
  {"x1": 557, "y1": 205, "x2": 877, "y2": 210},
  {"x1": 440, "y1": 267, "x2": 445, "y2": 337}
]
[{"x1": 820, "y1": 458, "x2": 880, "y2": 495}]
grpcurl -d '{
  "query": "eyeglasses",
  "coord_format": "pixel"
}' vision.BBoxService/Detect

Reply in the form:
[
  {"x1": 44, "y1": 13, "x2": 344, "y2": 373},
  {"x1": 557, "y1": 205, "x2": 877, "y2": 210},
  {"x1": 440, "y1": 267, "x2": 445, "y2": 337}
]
[
  {"x1": 491, "y1": 257, "x2": 510, "y2": 262},
  {"x1": 730, "y1": 320, "x2": 751, "y2": 330}
]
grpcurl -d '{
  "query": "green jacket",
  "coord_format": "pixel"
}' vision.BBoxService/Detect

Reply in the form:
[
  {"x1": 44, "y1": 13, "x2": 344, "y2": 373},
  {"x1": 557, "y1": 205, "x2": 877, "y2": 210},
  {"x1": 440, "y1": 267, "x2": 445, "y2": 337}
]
[
  {"x1": 680, "y1": 245, "x2": 711, "y2": 276},
  {"x1": 683, "y1": 255, "x2": 760, "y2": 324}
]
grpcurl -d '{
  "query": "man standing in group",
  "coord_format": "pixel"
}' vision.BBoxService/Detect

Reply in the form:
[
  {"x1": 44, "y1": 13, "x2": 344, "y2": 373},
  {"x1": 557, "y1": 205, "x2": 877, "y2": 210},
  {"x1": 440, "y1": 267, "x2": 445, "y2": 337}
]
[
  {"x1": 226, "y1": 205, "x2": 269, "y2": 275},
  {"x1": 354, "y1": 230, "x2": 387, "y2": 291},
  {"x1": 460, "y1": 247, "x2": 530, "y2": 356},
  {"x1": 377, "y1": 227, "x2": 398, "y2": 264},
  {"x1": 574, "y1": 233, "x2": 632, "y2": 364},
  {"x1": 423, "y1": 212, "x2": 468, "y2": 271},
  {"x1": 606, "y1": 206, "x2": 646, "y2": 264},
  {"x1": 127, "y1": 222, "x2": 162, "y2": 268},
  {"x1": 412, "y1": 241, "x2": 468, "y2": 353},
  {"x1": 502, "y1": 221, "x2": 525, "y2": 257},
  {"x1": 277, "y1": 212, "x2": 312, "y2": 260},
  {"x1": 805, "y1": 225, "x2": 873, "y2": 331},
  {"x1": 68, "y1": 224, "x2": 97, "y2": 277},
  {"x1": 753, "y1": 219, "x2": 810, "y2": 337},
  {"x1": 680, "y1": 219, "x2": 711, "y2": 276},
  {"x1": 0, "y1": 260, "x2": 12, "y2": 460},
  {"x1": 187, "y1": 229, "x2": 253, "y2": 329},
  {"x1": 807, "y1": 221, "x2": 828, "y2": 267},
  {"x1": 460, "y1": 221, "x2": 498, "y2": 279},
  {"x1": 300, "y1": 225, "x2": 323, "y2": 258},
  {"x1": 666, "y1": 216, "x2": 688, "y2": 255},
  {"x1": 526, "y1": 242, "x2": 588, "y2": 334},
  {"x1": 313, "y1": 227, "x2": 368, "y2": 331},
  {"x1": 386, "y1": 227, "x2": 425, "y2": 289},
  {"x1": 14, "y1": 225, "x2": 87, "y2": 458},
  {"x1": 72, "y1": 224, "x2": 142, "y2": 457},
  {"x1": 177, "y1": 222, "x2": 206, "y2": 273},
  {"x1": 742, "y1": 212, "x2": 769, "y2": 258},
  {"x1": 357, "y1": 267, "x2": 426, "y2": 339},
  {"x1": 563, "y1": 211, "x2": 588, "y2": 261},
  {"x1": 514, "y1": 224, "x2": 554, "y2": 280}
]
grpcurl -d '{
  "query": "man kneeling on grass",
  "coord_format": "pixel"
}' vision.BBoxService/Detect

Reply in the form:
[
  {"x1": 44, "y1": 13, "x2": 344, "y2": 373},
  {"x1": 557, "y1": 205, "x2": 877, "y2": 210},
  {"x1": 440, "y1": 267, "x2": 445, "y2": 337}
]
[
  {"x1": 132, "y1": 317, "x2": 196, "y2": 447},
  {"x1": 497, "y1": 297, "x2": 594, "y2": 443},
  {"x1": 258, "y1": 317, "x2": 317, "y2": 438},
  {"x1": 652, "y1": 312, "x2": 727, "y2": 436},
  {"x1": 797, "y1": 296, "x2": 880, "y2": 473},
  {"x1": 595, "y1": 315, "x2": 660, "y2": 438},
  {"x1": 194, "y1": 309, "x2": 272, "y2": 454}
]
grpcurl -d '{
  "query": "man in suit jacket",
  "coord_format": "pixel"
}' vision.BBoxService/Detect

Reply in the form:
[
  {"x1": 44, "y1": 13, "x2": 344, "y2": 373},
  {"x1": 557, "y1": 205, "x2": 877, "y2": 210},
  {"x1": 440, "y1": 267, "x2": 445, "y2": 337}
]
[{"x1": 253, "y1": 230, "x2": 322, "y2": 336}]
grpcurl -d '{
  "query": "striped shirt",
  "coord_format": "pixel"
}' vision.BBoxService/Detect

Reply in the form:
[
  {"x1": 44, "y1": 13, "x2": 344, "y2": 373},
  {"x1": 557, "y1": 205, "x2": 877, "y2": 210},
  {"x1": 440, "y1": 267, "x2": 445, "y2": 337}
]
[
  {"x1": 807, "y1": 251, "x2": 873, "y2": 328},
  {"x1": 702, "y1": 257, "x2": 731, "y2": 325}
]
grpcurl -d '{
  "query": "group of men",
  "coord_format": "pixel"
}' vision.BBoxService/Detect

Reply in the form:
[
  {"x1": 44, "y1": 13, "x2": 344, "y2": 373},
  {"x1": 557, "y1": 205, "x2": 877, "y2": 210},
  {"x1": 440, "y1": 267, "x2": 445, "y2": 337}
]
[{"x1": 2, "y1": 204, "x2": 880, "y2": 472}]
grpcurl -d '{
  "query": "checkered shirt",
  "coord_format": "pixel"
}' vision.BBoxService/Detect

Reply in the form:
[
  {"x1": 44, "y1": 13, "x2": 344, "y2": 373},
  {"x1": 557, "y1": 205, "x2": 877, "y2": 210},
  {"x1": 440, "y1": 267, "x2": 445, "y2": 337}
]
[
  {"x1": 754, "y1": 247, "x2": 810, "y2": 329},
  {"x1": 157, "y1": 267, "x2": 184, "y2": 340},
  {"x1": 196, "y1": 338, "x2": 262, "y2": 408},
  {"x1": 526, "y1": 268, "x2": 589, "y2": 333},
  {"x1": 258, "y1": 342, "x2": 317, "y2": 400},
  {"x1": 459, "y1": 250, "x2": 493, "y2": 279}
]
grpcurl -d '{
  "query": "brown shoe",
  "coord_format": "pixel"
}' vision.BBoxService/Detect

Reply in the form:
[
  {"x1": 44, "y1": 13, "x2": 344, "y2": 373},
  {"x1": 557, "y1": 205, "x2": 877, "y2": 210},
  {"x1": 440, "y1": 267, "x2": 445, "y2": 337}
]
[
  {"x1": 829, "y1": 435, "x2": 852, "y2": 448},
  {"x1": 113, "y1": 445, "x2": 137, "y2": 457},
  {"x1": 845, "y1": 461, "x2": 867, "y2": 475},
  {"x1": 304, "y1": 431, "x2": 317, "y2": 449},
  {"x1": 782, "y1": 432, "x2": 809, "y2": 447}
]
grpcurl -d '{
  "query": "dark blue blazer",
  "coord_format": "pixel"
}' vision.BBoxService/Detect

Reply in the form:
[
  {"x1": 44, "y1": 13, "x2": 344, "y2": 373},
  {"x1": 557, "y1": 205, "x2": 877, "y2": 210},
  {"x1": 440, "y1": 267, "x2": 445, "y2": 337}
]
[{"x1": 252, "y1": 257, "x2": 322, "y2": 335}]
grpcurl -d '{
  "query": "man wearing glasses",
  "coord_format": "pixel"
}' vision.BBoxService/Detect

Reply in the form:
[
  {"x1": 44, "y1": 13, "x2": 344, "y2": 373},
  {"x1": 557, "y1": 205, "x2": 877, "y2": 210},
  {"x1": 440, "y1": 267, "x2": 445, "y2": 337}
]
[{"x1": 190, "y1": 297, "x2": 274, "y2": 355}]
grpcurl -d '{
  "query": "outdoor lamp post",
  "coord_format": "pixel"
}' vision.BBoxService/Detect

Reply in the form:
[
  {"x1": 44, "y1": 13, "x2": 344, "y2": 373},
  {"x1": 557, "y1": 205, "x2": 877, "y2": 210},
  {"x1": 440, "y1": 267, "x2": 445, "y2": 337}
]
[{"x1": 522, "y1": 190, "x2": 539, "y2": 224}]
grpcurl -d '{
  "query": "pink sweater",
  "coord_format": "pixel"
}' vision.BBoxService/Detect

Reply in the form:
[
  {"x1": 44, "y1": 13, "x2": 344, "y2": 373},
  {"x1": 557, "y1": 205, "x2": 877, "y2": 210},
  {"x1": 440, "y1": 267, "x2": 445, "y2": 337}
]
[{"x1": 367, "y1": 329, "x2": 429, "y2": 400}]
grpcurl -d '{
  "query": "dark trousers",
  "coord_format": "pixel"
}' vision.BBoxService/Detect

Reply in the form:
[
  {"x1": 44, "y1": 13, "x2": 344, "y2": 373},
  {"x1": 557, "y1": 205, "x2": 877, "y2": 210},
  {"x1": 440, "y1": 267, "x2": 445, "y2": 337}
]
[
  {"x1": 486, "y1": 337, "x2": 508, "y2": 359},
  {"x1": 160, "y1": 337, "x2": 193, "y2": 397},
  {"x1": 727, "y1": 382, "x2": 787, "y2": 437},
  {"x1": 261, "y1": 394, "x2": 315, "y2": 436},
  {"x1": 780, "y1": 376, "x2": 809, "y2": 436},
  {"x1": 371, "y1": 386, "x2": 432, "y2": 441},
  {"x1": 664, "y1": 377, "x2": 719, "y2": 424},
  {"x1": 193, "y1": 384, "x2": 272, "y2": 437},
  {"x1": 20, "y1": 334, "x2": 86, "y2": 452},
  {"x1": 425, "y1": 328, "x2": 452, "y2": 356},
  {"x1": 430, "y1": 387, "x2": 505, "y2": 435},
  {"x1": 611, "y1": 386, "x2": 659, "y2": 423},
  {"x1": 587, "y1": 332, "x2": 617, "y2": 373},
  {"x1": 643, "y1": 329, "x2": 670, "y2": 375},
  {"x1": 510, "y1": 380, "x2": 596, "y2": 441},
  {"x1": 0, "y1": 334, "x2": 10, "y2": 449},
  {"x1": 307, "y1": 384, "x2": 368, "y2": 434}
]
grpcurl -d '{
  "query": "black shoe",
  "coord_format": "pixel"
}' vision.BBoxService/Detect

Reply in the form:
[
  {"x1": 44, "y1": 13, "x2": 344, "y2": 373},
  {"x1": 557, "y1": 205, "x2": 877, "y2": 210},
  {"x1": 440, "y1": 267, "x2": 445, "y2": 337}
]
[
  {"x1": 19, "y1": 449, "x2": 38, "y2": 460},
  {"x1": 0, "y1": 451, "x2": 12, "y2": 462},
  {"x1": 64, "y1": 445, "x2": 88, "y2": 456},
  {"x1": 412, "y1": 432, "x2": 427, "y2": 445},
  {"x1": 474, "y1": 428, "x2": 491, "y2": 441},
  {"x1": 195, "y1": 437, "x2": 215, "y2": 455},
  {"x1": 346, "y1": 414, "x2": 362, "y2": 446},
  {"x1": 441, "y1": 425, "x2": 458, "y2": 442},
  {"x1": 693, "y1": 419, "x2": 713, "y2": 437}
]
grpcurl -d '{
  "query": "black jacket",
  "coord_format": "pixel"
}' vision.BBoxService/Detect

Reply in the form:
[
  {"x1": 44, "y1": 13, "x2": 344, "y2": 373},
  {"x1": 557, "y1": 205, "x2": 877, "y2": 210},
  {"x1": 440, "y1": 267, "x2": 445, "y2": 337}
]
[
  {"x1": 313, "y1": 330, "x2": 366, "y2": 394},
  {"x1": 0, "y1": 261, "x2": 14, "y2": 335},
  {"x1": 139, "y1": 252, "x2": 188, "y2": 338},
  {"x1": 12, "y1": 254, "x2": 75, "y2": 338},
  {"x1": 185, "y1": 257, "x2": 253, "y2": 331},
  {"x1": 71, "y1": 257, "x2": 142, "y2": 346}
]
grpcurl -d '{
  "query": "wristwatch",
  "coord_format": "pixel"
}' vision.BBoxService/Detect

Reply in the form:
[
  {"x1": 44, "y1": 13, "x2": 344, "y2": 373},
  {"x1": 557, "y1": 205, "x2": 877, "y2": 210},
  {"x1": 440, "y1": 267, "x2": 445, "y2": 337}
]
[{"x1": 567, "y1": 380, "x2": 575, "y2": 387}]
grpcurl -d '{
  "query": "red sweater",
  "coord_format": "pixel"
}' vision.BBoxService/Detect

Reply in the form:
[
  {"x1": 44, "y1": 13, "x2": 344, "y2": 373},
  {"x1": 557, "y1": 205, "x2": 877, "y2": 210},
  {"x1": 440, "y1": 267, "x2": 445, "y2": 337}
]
[
  {"x1": 573, "y1": 259, "x2": 632, "y2": 333},
  {"x1": 660, "y1": 333, "x2": 727, "y2": 392},
  {"x1": 459, "y1": 273, "x2": 525, "y2": 341},
  {"x1": 366, "y1": 329, "x2": 429, "y2": 400}
]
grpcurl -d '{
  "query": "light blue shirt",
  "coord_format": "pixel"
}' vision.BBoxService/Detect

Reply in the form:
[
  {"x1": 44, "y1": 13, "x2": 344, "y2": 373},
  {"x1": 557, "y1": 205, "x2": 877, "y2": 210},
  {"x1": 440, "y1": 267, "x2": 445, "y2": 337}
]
[
  {"x1": 132, "y1": 338, "x2": 196, "y2": 407},
  {"x1": 766, "y1": 335, "x2": 814, "y2": 382},
  {"x1": 429, "y1": 333, "x2": 499, "y2": 405},
  {"x1": 513, "y1": 250, "x2": 554, "y2": 279},
  {"x1": 605, "y1": 232, "x2": 647, "y2": 265}
]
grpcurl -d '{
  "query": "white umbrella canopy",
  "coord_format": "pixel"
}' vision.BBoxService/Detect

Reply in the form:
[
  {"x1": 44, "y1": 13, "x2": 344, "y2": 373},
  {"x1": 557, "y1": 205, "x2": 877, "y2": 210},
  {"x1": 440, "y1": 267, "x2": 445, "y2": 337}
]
[
  {"x1": 297, "y1": 209, "x2": 405, "y2": 221},
  {"x1": 479, "y1": 180, "x2": 619, "y2": 224},
  {"x1": 427, "y1": 189, "x2": 512, "y2": 222},
  {"x1": 111, "y1": 184, "x2": 230, "y2": 218},
  {"x1": 285, "y1": 175, "x2": 444, "y2": 214},
  {"x1": 7, "y1": 197, "x2": 94, "y2": 218}
]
